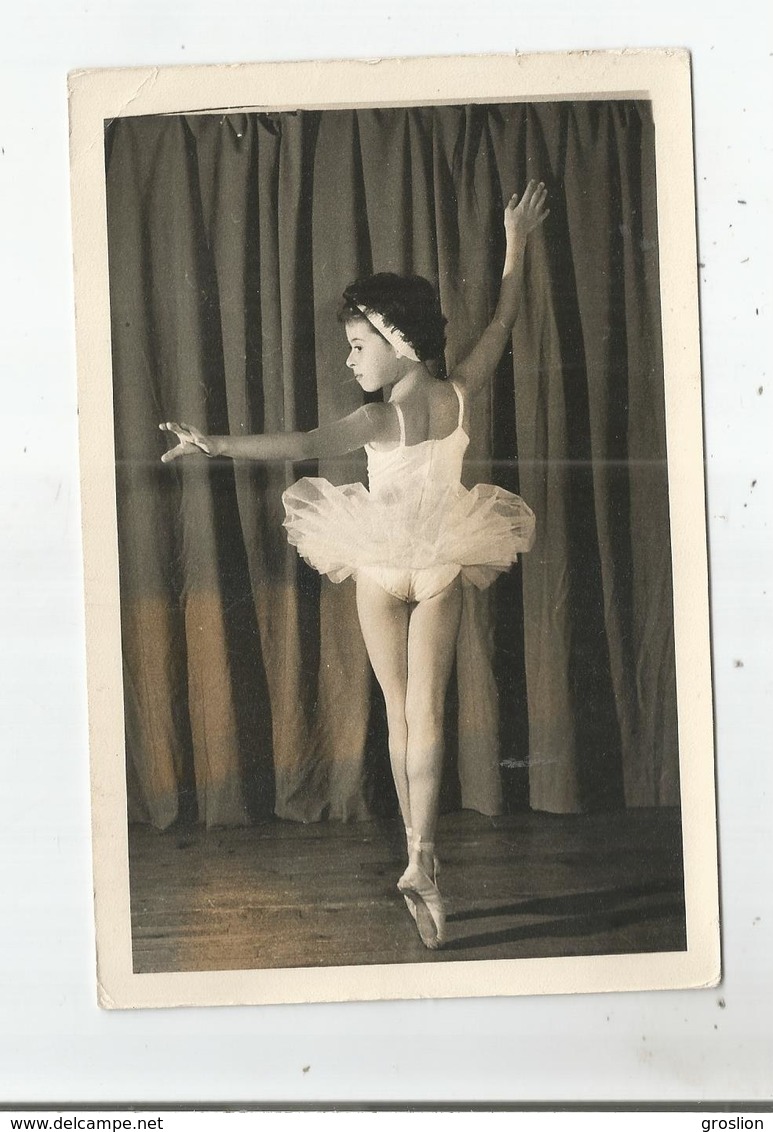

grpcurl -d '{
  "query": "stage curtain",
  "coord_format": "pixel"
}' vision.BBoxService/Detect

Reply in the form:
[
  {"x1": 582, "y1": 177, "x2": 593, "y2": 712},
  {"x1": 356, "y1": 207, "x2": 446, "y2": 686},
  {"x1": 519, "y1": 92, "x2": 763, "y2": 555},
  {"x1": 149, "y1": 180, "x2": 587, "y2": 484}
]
[{"x1": 105, "y1": 101, "x2": 678, "y2": 828}]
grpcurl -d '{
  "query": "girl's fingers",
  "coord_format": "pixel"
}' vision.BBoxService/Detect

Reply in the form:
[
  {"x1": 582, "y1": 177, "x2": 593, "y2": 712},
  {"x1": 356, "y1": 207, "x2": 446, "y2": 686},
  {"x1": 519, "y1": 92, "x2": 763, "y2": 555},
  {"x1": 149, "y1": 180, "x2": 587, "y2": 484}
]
[
  {"x1": 158, "y1": 423, "x2": 199, "y2": 461},
  {"x1": 519, "y1": 181, "x2": 534, "y2": 205},
  {"x1": 531, "y1": 187, "x2": 549, "y2": 219},
  {"x1": 506, "y1": 181, "x2": 547, "y2": 213},
  {"x1": 159, "y1": 421, "x2": 210, "y2": 449},
  {"x1": 160, "y1": 439, "x2": 204, "y2": 463},
  {"x1": 177, "y1": 421, "x2": 211, "y2": 452}
]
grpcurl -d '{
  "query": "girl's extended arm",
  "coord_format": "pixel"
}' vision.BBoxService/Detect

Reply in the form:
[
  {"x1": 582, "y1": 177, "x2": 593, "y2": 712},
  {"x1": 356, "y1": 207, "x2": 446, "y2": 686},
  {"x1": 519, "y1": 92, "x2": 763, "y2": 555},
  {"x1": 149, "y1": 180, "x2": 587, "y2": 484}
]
[
  {"x1": 160, "y1": 403, "x2": 396, "y2": 464},
  {"x1": 452, "y1": 180, "x2": 548, "y2": 398}
]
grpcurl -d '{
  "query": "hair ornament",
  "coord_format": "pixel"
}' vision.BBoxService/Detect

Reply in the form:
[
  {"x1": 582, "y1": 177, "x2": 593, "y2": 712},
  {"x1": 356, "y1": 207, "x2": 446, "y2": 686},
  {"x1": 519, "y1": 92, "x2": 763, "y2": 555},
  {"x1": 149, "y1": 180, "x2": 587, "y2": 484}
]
[{"x1": 356, "y1": 304, "x2": 420, "y2": 362}]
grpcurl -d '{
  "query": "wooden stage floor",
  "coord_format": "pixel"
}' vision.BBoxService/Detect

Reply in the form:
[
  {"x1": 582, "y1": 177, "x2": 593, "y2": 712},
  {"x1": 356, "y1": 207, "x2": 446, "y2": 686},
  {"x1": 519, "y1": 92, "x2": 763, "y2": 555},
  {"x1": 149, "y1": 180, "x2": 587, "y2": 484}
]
[{"x1": 129, "y1": 808, "x2": 686, "y2": 974}]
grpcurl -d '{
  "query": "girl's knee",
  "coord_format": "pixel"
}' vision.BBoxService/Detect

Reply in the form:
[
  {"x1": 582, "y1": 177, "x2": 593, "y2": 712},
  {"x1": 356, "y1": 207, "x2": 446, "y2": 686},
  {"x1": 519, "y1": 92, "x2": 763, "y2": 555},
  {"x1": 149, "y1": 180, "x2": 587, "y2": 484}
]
[
  {"x1": 384, "y1": 700, "x2": 408, "y2": 736},
  {"x1": 404, "y1": 693, "x2": 445, "y2": 740}
]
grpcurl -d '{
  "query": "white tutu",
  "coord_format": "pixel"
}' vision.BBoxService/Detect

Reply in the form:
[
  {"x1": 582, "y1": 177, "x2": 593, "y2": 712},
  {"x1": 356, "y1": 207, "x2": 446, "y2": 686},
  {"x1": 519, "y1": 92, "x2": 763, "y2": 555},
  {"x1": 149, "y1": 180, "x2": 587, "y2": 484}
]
[
  {"x1": 282, "y1": 382, "x2": 535, "y2": 592},
  {"x1": 282, "y1": 475, "x2": 536, "y2": 590}
]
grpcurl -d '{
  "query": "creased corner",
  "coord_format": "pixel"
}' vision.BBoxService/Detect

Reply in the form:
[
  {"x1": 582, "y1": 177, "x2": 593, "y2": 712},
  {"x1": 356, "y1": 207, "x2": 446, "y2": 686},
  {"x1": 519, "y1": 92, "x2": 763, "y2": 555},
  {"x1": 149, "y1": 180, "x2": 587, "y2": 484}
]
[
  {"x1": 115, "y1": 67, "x2": 161, "y2": 119},
  {"x1": 97, "y1": 977, "x2": 119, "y2": 1010}
]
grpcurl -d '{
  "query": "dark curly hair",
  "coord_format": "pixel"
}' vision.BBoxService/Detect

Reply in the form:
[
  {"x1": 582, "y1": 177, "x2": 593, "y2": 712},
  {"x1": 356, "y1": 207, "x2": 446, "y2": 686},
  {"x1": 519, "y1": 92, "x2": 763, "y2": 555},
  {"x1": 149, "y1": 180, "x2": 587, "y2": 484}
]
[{"x1": 340, "y1": 273, "x2": 448, "y2": 370}]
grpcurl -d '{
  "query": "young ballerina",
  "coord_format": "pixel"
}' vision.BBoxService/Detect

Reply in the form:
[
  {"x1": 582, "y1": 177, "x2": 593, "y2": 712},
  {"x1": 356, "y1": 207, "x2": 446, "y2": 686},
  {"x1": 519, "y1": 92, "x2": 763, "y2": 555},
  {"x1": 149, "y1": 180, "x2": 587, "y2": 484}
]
[{"x1": 161, "y1": 179, "x2": 549, "y2": 949}]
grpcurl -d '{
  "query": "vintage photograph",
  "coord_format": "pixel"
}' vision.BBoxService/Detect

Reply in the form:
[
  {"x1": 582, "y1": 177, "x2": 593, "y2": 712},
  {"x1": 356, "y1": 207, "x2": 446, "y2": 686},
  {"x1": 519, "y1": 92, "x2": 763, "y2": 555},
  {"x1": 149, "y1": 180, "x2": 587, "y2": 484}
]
[{"x1": 70, "y1": 53, "x2": 718, "y2": 1007}]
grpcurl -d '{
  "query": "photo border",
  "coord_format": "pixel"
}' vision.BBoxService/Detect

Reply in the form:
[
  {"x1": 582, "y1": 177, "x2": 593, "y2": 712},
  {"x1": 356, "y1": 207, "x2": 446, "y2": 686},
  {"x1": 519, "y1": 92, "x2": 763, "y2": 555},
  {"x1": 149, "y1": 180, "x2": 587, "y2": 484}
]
[{"x1": 69, "y1": 49, "x2": 719, "y2": 1009}]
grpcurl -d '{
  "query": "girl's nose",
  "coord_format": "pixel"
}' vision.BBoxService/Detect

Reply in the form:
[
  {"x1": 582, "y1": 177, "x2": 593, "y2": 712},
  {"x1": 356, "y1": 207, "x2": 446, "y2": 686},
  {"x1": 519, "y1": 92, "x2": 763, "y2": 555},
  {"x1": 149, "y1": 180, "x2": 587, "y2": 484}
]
[{"x1": 346, "y1": 352, "x2": 355, "y2": 368}]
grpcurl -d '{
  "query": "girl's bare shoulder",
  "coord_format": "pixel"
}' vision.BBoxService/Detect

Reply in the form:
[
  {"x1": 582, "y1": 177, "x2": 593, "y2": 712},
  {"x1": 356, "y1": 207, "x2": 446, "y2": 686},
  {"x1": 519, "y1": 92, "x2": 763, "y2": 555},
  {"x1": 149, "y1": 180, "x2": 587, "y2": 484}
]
[
  {"x1": 361, "y1": 400, "x2": 401, "y2": 443},
  {"x1": 398, "y1": 379, "x2": 460, "y2": 442}
]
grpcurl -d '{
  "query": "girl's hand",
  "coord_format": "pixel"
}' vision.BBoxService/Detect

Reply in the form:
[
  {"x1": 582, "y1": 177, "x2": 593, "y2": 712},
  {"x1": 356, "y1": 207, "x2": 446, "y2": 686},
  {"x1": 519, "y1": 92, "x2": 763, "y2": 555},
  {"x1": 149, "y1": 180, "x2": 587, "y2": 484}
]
[
  {"x1": 159, "y1": 421, "x2": 213, "y2": 463},
  {"x1": 504, "y1": 180, "x2": 549, "y2": 245}
]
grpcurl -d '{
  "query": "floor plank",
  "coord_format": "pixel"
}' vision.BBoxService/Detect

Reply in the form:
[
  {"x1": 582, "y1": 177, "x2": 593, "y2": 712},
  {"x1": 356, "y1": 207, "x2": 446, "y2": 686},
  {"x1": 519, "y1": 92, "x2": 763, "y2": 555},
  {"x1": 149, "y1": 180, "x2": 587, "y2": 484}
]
[{"x1": 129, "y1": 809, "x2": 686, "y2": 974}]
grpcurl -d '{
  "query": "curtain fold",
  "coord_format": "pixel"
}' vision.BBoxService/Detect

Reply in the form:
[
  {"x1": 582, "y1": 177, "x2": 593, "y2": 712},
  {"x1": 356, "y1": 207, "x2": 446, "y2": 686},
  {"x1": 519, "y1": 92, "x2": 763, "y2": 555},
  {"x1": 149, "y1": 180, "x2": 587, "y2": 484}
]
[{"x1": 106, "y1": 101, "x2": 678, "y2": 828}]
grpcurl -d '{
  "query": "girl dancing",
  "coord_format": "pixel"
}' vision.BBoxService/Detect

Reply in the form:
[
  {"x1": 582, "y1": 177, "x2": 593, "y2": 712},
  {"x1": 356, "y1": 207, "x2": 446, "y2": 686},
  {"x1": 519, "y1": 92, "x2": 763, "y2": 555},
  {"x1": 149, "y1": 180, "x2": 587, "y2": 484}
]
[{"x1": 161, "y1": 180, "x2": 549, "y2": 949}]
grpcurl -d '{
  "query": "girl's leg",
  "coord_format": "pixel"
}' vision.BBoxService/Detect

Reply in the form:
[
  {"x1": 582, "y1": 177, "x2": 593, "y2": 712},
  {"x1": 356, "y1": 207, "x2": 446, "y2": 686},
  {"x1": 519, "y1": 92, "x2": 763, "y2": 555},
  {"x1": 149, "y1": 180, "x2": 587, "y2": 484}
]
[
  {"x1": 404, "y1": 576, "x2": 463, "y2": 874},
  {"x1": 355, "y1": 571, "x2": 411, "y2": 831}
]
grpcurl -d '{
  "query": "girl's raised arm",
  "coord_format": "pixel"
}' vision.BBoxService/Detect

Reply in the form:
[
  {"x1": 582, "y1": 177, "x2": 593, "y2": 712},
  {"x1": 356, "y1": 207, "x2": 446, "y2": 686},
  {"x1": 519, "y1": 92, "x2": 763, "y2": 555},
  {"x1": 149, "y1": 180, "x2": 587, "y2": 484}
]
[
  {"x1": 160, "y1": 402, "x2": 398, "y2": 464},
  {"x1": 452, "y1": 180, "x2": 548, "y2": 398}
]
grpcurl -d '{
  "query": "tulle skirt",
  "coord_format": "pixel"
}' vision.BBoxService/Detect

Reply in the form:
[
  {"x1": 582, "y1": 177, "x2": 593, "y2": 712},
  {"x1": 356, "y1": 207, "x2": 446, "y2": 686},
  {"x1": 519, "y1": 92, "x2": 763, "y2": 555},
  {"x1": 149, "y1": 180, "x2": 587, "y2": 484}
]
[{"x1": 282, "y1": 476, "x2": 536, "y2": 591}]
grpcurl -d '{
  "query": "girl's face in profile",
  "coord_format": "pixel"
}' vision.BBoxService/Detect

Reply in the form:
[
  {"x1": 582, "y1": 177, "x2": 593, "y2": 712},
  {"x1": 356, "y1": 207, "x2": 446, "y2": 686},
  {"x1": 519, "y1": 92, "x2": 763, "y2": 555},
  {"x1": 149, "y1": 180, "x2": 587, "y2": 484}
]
[{"x1": 345, "y1": 318, "x2": 400, "y2": 392}]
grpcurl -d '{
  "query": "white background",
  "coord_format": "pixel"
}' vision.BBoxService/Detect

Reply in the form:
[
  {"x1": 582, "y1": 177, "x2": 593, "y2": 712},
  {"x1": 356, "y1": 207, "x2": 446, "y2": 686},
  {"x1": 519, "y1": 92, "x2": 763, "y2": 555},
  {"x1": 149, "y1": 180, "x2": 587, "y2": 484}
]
[{"x1": 1, "y1": 0, "x2": 771, "y2": 1106}]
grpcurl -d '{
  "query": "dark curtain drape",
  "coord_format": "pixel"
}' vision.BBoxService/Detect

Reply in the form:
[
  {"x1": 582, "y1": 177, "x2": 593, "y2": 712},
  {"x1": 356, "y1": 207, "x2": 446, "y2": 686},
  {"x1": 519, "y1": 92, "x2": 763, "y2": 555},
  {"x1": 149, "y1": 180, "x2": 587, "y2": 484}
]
[{"x1": 106, "y1": 102, "x2": 678, "y2": 829}]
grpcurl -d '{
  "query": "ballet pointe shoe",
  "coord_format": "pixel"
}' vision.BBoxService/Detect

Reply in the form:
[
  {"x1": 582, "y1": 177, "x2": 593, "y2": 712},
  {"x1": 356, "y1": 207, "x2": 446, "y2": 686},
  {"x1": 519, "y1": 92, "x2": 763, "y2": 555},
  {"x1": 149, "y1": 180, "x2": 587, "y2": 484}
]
[
  {"x1": 401, "y1": 829, "x2": 440, "y2": 925},
  {"x1": 397, "y1": 840, "x2": 445, "y2": 949},
  {"x1": 403, "y1": 828, "x2": 417, "y2": 923}
]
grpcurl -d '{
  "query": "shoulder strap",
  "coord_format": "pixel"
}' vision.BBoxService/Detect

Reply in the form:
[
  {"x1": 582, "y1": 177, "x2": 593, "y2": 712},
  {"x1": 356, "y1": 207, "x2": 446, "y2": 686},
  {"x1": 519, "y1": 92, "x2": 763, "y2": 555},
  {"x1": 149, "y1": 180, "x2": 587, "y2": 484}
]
[
  {"x1": 451, "y1": 381, "x2": 464, "y2": 429},
  {"x1": 393, "y1": 403, "x2": 406, "y2": 445}
]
